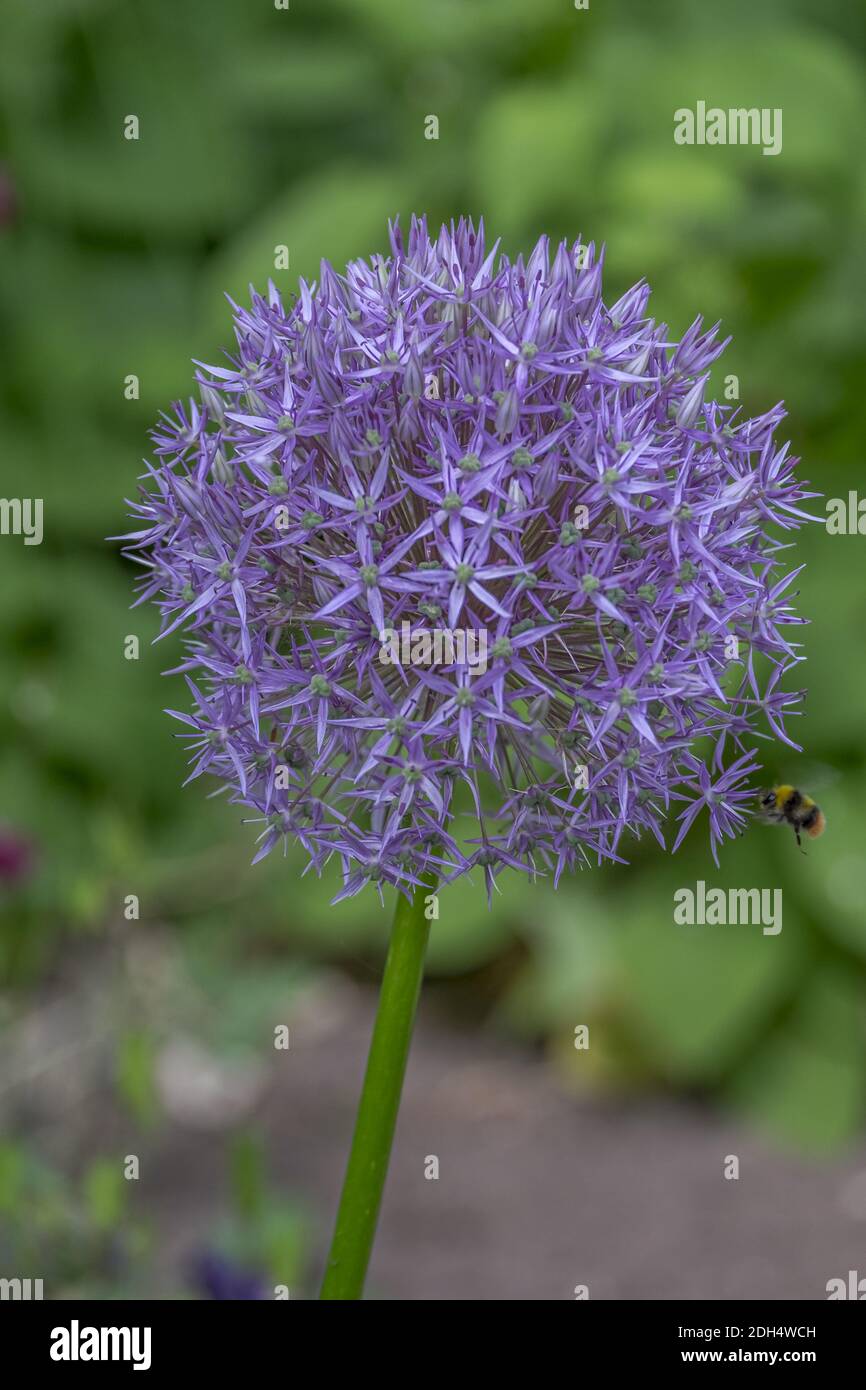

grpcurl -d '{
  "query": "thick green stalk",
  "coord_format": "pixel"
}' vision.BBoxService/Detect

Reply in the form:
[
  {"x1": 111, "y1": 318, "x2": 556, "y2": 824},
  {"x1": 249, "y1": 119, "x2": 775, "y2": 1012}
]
[{"x1": 320, "y1": 871, "x2": 436, "y2": 1299}]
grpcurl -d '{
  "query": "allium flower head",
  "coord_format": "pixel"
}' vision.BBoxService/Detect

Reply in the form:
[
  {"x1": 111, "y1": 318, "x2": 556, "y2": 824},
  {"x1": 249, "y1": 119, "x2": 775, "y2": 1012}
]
[{"x1": 124, "y1": 217, "x2": 815, "y2": 900}]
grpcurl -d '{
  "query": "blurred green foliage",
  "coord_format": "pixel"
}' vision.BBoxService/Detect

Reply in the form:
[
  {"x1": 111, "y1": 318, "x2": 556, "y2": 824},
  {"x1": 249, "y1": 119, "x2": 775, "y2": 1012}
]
[
  {"x1": 0, "y1": 1133, "x2": 310, "y2": 1297},
  {"x1": 0, "y1": 1139, "x2": 151, "y2": 1298},
  {"x1": 1, "y1": 0, "x2": 866, "y2": 1201}
]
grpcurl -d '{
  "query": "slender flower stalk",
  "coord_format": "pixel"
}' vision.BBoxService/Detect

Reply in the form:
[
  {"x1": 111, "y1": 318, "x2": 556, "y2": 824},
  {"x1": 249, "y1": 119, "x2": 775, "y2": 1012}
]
[{"x1": 320, "y1": 871, "x2": 435, "y2": 1299}]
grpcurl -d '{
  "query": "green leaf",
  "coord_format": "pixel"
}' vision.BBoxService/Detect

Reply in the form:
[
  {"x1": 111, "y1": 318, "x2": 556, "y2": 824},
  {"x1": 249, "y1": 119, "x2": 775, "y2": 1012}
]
[
  {"x1": 613, "y1": 846, "x2": 808, "y2": 1082},
  {"x1": 116, "y1": 1030, "x2": 158, "y2": 1128},
  {"x1": 497, "y1": 884, "x2": 616, "y2": 1035},
  {"x1": 725, "y1": 966, "x2": 866, "y2": 1149},
  {"x1": 473, "y1": 81, "x2": 605, "y2": 242},
  {"x1": 200, "y1": 166, "x2": 421, "y2": 340},
  {"x1": 424, "y1": 874, "x2": 519, "y2": 975},
  {"x1": 82, "y1": 1158, "x2": 127, "y2": 1231}
]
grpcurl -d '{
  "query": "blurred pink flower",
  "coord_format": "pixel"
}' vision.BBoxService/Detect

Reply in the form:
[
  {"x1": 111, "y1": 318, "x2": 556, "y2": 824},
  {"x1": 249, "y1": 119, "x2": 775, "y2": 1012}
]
[
  {"x1": 0, "y1": 827, "x2": 34, "y2": 885},
  {"x1": 0, "y1": 166, "x2": 17, "y2": 228}
]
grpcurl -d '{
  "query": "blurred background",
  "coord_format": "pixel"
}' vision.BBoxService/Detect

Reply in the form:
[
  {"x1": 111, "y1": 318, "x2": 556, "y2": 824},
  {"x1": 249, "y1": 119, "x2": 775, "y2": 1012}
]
[{"x1": 1, "y1": 0, "x2": 866, "y2": 1300}]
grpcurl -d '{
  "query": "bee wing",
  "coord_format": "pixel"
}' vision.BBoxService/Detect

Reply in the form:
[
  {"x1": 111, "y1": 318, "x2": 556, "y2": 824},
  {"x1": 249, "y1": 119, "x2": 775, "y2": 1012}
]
[
  {"x1": 762, "y1": 762, "x2": 837, "y2": 796},
  {"x1": 791, "y1": 762, "x2": 838, "y2": 794}
]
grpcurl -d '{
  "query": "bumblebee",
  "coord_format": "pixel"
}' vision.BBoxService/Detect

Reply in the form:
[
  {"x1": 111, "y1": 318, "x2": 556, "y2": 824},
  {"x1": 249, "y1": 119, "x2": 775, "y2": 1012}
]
[{"x1": 759, "y1": 785, "x2": 826, "y2": 848}]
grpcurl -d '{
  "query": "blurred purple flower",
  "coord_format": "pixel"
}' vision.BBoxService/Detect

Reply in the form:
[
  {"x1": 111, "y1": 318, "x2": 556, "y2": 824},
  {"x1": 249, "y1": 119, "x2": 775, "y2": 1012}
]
[
  {"x1": 0, "y1": 166, "x2": 17, "y2": 229},
  {"x1": 0, "y1": 827, "x2": 34, "y2": 886},
  {"x1": 191, "y1": 1250, "x2": 267, "y2": 1301},
  {"x1": 124, "y1": 217, "x2": 816, "y2": 901}
]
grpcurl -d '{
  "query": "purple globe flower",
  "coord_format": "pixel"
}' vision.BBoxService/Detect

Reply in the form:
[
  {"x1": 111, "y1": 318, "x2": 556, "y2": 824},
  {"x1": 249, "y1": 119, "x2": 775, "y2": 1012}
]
[{"x1": 125, "y1": 216, "x2": 815, "y2": 901}]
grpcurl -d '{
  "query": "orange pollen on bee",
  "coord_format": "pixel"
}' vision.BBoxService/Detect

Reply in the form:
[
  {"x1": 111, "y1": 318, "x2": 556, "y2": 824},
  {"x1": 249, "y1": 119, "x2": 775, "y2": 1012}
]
[{"x1": 806, "y1": 809, "x2": 826, "y2": 839}]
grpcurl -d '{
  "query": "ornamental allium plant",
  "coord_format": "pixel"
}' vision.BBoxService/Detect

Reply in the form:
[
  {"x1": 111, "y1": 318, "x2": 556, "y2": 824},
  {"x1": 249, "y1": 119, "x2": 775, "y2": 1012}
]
[{"x1": 125, "y1": 217, "x2": 814, "y2": 1298}]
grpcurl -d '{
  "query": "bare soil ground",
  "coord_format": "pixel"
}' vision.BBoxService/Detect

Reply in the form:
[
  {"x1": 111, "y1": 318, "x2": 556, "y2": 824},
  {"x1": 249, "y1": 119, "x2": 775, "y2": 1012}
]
[{"x1": 6, "y1": 960, "x2": 865, "y2": 1300}]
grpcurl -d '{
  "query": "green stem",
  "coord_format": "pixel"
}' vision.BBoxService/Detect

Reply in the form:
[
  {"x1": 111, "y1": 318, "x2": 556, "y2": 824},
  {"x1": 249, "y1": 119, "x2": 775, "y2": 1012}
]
[{"x1": 320, "y1": 871, "x2": 436, "y2": 1300}]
